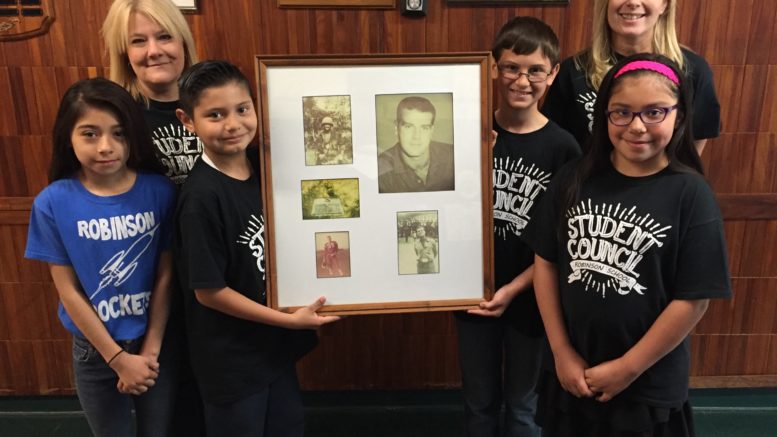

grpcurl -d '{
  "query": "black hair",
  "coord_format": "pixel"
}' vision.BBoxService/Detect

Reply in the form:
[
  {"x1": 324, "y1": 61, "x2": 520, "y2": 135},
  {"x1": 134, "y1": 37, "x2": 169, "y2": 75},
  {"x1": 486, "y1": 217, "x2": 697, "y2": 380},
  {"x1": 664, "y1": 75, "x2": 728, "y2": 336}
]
[
  {"x1": 49, "y1": 77, "x2": 163, "y2": 183},
  {"x1": 556, "y1": 53, "x2": 702, "y2": 238},
  {"x1": 178, "y1": 60, "x2": 253, "y2": 116},
  {"x1": 396, "y1": 96, "x2": 436, "y2": 125},
  {"x1": 491, "y1": 16, "x2": 560, "y2": 66}
]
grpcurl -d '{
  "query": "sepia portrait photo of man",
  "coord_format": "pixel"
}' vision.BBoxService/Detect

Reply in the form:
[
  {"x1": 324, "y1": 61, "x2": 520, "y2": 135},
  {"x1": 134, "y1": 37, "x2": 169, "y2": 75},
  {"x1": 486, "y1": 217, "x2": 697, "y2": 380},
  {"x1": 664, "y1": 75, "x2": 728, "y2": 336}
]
[{"x1": 376, "y1": 94, "x2": 455, "y2": 193}]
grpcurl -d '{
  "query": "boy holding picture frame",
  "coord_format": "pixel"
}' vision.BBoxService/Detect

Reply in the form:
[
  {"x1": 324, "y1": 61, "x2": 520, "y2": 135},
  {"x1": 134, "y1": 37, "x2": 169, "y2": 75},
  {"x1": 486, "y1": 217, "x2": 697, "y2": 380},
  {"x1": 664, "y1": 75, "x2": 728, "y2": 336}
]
[{"x1": 455, "y1": 17, "x2": 580, "y2": 437}]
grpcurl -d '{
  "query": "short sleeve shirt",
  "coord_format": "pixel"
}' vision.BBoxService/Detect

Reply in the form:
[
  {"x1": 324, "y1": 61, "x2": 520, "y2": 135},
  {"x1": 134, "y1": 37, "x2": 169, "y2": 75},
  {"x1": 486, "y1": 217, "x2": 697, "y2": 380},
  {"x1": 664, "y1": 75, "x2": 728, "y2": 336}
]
[
  {"x1": 25, "y1": 173, "x2": 176, "y2": 340},
  {"x1": 524, "y1": 163, "x2": 732, "y2": 406},
  {"x1": 175, "y1": 151, "x2": 316, "y2": 404}
]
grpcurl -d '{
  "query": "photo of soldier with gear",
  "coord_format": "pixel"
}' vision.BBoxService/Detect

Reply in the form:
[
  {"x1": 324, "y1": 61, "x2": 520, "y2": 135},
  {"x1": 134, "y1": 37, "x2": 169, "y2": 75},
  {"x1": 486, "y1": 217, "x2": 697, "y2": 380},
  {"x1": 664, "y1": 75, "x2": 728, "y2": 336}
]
[{"x1": 302, "y1": 96, "x2": 353, "y2": 166}]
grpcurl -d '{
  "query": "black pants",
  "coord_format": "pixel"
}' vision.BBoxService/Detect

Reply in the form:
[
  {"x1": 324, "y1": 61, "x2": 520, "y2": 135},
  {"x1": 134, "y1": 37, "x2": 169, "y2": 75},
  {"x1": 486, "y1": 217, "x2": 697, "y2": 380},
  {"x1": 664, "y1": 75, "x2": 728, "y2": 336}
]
[{"x1": 203, "y1": 366, "x2": 305, "y2": 437}]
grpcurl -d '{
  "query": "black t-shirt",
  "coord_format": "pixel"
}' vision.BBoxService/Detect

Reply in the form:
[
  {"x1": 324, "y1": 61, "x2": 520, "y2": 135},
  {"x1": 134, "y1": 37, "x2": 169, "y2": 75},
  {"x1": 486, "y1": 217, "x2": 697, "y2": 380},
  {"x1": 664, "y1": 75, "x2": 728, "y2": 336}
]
[
  {"x1": 143, "y1": 99, "x2": 203, "y2": 186},
  {"x1": 542, "y1": 48, "x2": 721, "y2": 148},
  {"x1": 524, "y1": 162, "x2": 732, "y2": 407},
  {"x1": 460, "y1": 118, "x2": 580, "y2": 335},
  {"x1": 174, "y1": 149, "x2": 316, "y2": 404}
]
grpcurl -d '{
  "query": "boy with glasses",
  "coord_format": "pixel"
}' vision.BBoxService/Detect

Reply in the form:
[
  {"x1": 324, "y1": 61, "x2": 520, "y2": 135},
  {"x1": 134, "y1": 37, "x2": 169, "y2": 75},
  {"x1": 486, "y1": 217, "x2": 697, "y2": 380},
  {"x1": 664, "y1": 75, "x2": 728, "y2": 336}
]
[{"x1": 455, "y1": 16, "x2": 580, "y2": 437}]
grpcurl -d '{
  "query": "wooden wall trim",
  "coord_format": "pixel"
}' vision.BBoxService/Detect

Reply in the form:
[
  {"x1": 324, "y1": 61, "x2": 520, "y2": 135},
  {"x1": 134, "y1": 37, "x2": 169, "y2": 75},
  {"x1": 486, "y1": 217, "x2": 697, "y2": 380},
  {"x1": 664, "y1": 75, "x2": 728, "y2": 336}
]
[
  {"x1": 0, "y1": 197, "x2": 33, "y2": 225},
  {"x1": 0, "y1": 197, "x2": 33, "y2": 211},
  {"x1": 718, "y1": 194, "x2": 777, "y2": 220},
  {"x1": 691, "y1": 375, "x2": 777, "y2": 388},
  {"x1": 0, "y1": 211, "x2": 30, "y2": 225}
]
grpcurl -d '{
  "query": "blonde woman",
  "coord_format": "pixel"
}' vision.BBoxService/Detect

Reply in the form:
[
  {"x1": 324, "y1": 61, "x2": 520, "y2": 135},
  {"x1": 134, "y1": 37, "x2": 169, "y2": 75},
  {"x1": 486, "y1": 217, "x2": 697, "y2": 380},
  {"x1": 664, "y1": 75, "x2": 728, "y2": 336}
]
[
  {"x1": 542, "y1": 0, "x2": 719, "y2": 155},
  {"x1": 103, "y1": 0, "x2": 201, "y2": 186},
  {"x1": 102, "y1": 2, "x2": 205, "y2": 436}
]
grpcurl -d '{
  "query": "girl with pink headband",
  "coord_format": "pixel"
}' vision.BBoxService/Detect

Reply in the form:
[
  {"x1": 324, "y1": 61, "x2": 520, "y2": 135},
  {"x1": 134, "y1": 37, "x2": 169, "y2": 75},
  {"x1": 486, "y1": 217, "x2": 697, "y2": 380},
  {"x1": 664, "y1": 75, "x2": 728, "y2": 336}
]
[
  {"x1": 542, "y1": 0, "x2": 720, "y2": 156},
  {"x1": 523, "y1": 53, "x2": 731, "y2": 437},
  {"x1": 613, "y1": 60, "x2": 680, "y2": 84}
]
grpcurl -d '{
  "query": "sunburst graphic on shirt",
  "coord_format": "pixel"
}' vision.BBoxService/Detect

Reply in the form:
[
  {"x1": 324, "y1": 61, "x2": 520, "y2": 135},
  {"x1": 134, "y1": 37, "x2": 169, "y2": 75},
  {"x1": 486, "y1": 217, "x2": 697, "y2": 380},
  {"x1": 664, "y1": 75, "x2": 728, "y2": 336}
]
[
  {"x1": 492, "y1": 156, "x2": 551, "y2": 240},
  {"x1": 566, "y1": 199, "x2": 671, "y2": 298},
  {"x1": 575, "y1": 91, "x2": 597, "y2": 134},
  {"x1": 150, "y1": 123, "x2": 202, "y2": 184},
  {"x1": 152, "y1": 123, "x2": 187, "y2": 141},
  {"x1": 237, "y1": 214, "x2": 266, "y2": 280}
]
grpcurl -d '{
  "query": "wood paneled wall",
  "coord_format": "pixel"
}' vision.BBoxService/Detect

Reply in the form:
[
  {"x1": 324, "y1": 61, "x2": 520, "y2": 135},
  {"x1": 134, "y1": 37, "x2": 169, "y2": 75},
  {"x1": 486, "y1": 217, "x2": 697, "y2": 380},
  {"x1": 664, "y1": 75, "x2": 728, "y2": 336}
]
[{"x1": 1, "y1": 0, "x2": 775, "y2": 395}]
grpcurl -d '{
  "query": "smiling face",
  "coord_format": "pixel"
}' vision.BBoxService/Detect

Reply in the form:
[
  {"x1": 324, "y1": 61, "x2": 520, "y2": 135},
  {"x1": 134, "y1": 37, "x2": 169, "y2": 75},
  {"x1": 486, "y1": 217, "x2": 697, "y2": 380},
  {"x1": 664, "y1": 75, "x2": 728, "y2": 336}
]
[
  {"x1": 126, "y1": 12, "x2": 185, "y2": 100},
  {"x1": 179, "y1": 81, "x2": 257, "y2": 160},
  {"x1": 607, "y1": 0, "x2": 668, "y2": 47},
  {"x1": 607, "y1": 73, "x2": 678, "y2": 176},
  {"x1": 494, "y1": 48, "x2": 557, "y2": 113},
  {"x1": 71, "y1": 106, "x2": 130, "y2": 184}
]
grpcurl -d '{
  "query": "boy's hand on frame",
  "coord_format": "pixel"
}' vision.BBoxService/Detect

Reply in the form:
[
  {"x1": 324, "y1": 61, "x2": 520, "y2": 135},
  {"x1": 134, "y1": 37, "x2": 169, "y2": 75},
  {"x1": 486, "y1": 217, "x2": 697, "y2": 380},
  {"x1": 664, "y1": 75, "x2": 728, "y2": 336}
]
[
  {"x1": 467, "y1": 289, "x2": 511, "y2": 317},
  {"x1": 289, "y1": 296, "x2": 341, "y2": 329}
]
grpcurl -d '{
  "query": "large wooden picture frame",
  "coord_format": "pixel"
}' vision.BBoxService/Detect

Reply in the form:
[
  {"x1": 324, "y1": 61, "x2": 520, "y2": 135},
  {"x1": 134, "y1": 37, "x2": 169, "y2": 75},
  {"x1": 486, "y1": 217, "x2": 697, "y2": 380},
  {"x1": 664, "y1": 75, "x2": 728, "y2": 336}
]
[{"x1": 256, "y1": 53, "x2": 493, "y2": 315}]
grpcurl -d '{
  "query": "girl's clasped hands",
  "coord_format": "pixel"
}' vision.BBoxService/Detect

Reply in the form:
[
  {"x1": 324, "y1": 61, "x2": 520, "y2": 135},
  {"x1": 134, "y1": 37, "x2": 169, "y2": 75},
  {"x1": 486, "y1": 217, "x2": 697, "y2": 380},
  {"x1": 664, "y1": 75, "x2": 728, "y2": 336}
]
[{"x1": 111, "y1": 350, "x2": 160, "y2": 395}]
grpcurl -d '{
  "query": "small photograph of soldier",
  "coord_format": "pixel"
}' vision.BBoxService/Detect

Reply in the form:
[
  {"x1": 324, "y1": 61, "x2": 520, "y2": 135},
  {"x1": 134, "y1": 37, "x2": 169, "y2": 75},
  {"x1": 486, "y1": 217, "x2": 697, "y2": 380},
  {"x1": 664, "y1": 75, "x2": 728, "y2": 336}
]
[
  {"x1": 303, "y1": 95, "x2": 353, "y2": 166},
  {"x1": 396, "y1": 210, "x2": 440, "y2": 275}
]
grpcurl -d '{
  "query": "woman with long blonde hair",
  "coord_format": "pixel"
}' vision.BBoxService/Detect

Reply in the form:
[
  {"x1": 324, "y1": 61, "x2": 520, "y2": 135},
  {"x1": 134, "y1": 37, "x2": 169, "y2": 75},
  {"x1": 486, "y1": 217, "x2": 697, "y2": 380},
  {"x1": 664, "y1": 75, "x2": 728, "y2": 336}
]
[{"x1": 542, "y1": 0, "x2": 720, "y2": 155}]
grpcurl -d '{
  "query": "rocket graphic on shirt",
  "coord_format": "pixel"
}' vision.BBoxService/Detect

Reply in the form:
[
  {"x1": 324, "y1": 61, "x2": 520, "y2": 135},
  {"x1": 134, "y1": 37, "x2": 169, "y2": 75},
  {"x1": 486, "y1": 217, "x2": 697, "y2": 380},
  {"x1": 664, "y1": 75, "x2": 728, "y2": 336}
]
[
  {"x1": 565, "y1": 200, "x2": 671, "y2": 298},
  {"x1": 92, "y1": 224, "x2": 158, "y2": 300},
  {"x1": 493, "y1": 156, "x2": 552, "y2": 239},
  {"x1": 75, "y1": 211, "x2": 160, "y2": 321}
]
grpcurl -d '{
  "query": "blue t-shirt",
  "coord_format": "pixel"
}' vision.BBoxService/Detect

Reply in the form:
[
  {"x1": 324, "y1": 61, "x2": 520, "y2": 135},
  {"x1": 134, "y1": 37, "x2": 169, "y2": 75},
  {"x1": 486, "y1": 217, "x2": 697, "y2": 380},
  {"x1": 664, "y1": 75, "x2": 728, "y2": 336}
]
[{"x1": 25, "y1": 172, "x2": 176, "y2": 341}]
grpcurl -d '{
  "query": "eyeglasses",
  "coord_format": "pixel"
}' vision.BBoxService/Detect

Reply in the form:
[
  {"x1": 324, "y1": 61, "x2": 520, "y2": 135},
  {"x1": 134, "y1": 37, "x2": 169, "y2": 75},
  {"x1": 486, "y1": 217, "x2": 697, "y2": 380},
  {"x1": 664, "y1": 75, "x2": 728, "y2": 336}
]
[
  {"x1": 497, "y1": 64, "x2": 551, "y2": 82},
  {"x1": 606, "y1": 105, "x2": 678, "y2": 126}
]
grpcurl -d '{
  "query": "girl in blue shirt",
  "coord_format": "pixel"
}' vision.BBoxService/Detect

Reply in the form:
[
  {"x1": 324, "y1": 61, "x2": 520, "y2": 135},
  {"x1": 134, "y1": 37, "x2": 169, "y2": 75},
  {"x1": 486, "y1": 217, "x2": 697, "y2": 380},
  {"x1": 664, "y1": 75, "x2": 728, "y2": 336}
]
[{"x1": 25, "y1": 78, "x2": 177, "y2": 437}]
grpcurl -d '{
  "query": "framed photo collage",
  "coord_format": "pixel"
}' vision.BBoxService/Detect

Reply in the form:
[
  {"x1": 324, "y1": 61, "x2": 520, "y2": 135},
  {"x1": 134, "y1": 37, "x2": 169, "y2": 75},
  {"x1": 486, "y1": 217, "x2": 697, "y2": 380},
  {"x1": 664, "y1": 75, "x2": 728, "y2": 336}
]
[{"x1": 256, "y1": 53, "x2": 494, "y2": 315}]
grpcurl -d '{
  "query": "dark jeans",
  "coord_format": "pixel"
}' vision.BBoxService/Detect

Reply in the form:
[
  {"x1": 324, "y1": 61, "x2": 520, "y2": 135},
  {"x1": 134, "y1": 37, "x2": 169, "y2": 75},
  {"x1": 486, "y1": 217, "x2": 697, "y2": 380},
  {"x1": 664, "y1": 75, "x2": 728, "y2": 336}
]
[
  {"x1": 456, "y1": 314, "x2": 543, "y2": 437},
  {"x1": 72, "y1": 335, "x2": 177, "y2": 437},
  {"x1": 202, "y1": 366, "x2": 305, "y2": 437},
  {"x1": 166, "y1": 307, "x2": 206, "y2": 437}
]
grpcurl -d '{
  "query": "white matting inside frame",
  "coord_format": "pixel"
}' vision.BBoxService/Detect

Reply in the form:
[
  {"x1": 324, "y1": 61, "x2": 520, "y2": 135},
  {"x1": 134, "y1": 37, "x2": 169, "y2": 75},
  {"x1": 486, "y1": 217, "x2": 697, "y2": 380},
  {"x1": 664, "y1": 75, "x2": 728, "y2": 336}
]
[{"x1": 265, "y1": 63, "x2": 484, "y2": 308}]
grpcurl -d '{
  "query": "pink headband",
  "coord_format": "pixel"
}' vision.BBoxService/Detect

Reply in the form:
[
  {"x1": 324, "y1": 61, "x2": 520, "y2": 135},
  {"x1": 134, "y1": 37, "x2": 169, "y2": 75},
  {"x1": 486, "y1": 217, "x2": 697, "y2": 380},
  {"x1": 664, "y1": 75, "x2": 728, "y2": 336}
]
[{"x1": 613, "y1": 60, "x2": 680, "y2": 85}]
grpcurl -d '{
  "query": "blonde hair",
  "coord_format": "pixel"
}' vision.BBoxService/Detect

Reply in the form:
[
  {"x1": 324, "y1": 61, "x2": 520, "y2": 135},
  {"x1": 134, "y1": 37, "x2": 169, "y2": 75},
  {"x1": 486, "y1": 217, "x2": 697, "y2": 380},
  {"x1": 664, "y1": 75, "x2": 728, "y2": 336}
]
[
  {"x1": 102, "y1": 0, "x2": 198, "y2": 105},
  {"x1": 578, "y1": 0, "x2": 684, "y2": 90}
]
